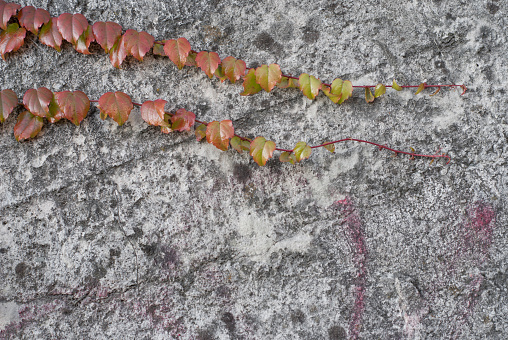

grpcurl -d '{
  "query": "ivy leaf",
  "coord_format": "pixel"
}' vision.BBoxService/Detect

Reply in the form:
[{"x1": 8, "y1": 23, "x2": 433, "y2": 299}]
[
  {"x1": 39, "y1": 19, "x2": 62, "y2": 51},
  {"x1": 0, "y1": 23, "x2": 26, "y2": 60},
  {"x1": 365, "y1": 87, "x2": 375, "y2": 103},
  {"x1": 195, "y1": 123, "x2": 207, "y2": 141},
  {"x1": 279, "y1": 151, "x2": 296, "y2": 164},
  {"x1": 14, "y1": 111, "x2": 43, "y2": 141},
  {"x1": 374, "y1": 83, "x2": 386, "y2": 98},
  {"x1": 171, "y1": 108, "x2": 196, "y2": 132},
  {"x1": 206, "y1": 120, "x2": 234, "y2": 151},
  {"x1": 323, "y1": 143, "x2": 335, "y2": 153},
  {"x1": 392, "y1": 79, "x2": 402, "y2": 91},
  {"x1": 240, "y1": 69, "x2": 262, "y2": 96},
  {"x1": 92, "y1": 21, "x2": 122, "y2": 53},
  {"x1": 0, "y1": 89, "x2": 17, "y2": 123},
  {"x1": 214, "y1": 64, "x2": 228, "y2": 83},
  {"x1": 123, "y1": 29, "x2": 154, "y2": 61},
  {"x1": 0, "y1": 1, "x2": 20, "y2": 30},
  {"x1": 109, "y1": 35, "x2": 127, "y2": 68},
  {"x1": 249, "y1": 136, "x2": 276, "y2": 166},
  {"x1": 299, "y1": 73, "x2": 322, "y2": 100},
  {"x1": 17, "y1": 6, "x2": 50, "y2": 35},
  {"x1": 56, "y1": 13, "x2": 88, "y2": 45},
  {"x1": 255, "y1": 64, "x2": 282, "y2": 92},
  {"x1": 338, "y1": 80, "x2": 353, "y2": 104},
  {"x1": 152, "y1": 42, "x2": 166, "y2": 56},
  {"x1": 415, "y1": 82, "x2": 426, "y2": 95},
  {"x1": 46, "y1": 96, "x2": 64, "y2": 123},
  {"x1": 195, "y1": 51, "x2": 221, "y2": 79},
  {"x1": 23, "y1": 87, "x2": 53, "y2": 118},
  {"x1": 140, "y1": 99, "x2": 166, "y2": 126},
  {"x1": 221, "y1": 56, "x2": 246, "y2": 83},
  {"x1": 54, "y1": 90, "x2": 90, "y2": 126},
  {"x1": 185, "y1": 50, "x2": 198, "y2": 67},
  {"x1": 230, "y1": 136, "x2": 250, "y2": 154},
  {"x1": 97, "y1": 91, "x2": 133, "y2": 126},
  {"x1": 164, "y1": 37, "x2": 191, "y2": 70},
  {"x1": 277, "y1": 77, "x2": 299, "y2": 89},
  {"x1": 73, "y1": 25, "x2": 94, "y2": 54},
  {"x1": 293, "y1": 141, "x2": 312, "y2": 162}
]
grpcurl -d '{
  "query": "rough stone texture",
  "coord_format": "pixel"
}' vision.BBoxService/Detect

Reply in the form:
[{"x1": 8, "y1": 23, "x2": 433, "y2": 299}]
[{"x1": 0, "y1": 0, "x2": 507, "y2": 339}]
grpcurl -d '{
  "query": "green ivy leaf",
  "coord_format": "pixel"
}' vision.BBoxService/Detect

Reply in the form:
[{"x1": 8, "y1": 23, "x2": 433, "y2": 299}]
[
  {"x1": 415, "y1": 82, "x2": 426, "y2": 95},
  {"x1": 152, "y1": 42, "x2": 166, "y2": 56},
  {"x1": 374, "y1": 83, "x2": 386, "y2": 98},
  {"x1": 392, "y1": 79, "x2": 403, "y2": 91},
  {"x1": 249, "y1": 136, "x2": 276, "y2": 166},
  {"x1": 365, "y1": 87, "x2": 375, "y2": 103},
  {"x1": 339, "y1": 80, "x2": 353, "y2": 104},
  {"x1": 277, "y1": 77, "x2": 299, "y2": 89},
  {"x1": 255, "y1": 64, "x2": 282, "y2": 92},
  {"x1": 299, "y1": 73, "x2": 322, "y2": 100},
  {"x1": 230, "y1": 136, "x2": 250, "y2": 154},
  {"x1": 240, "y1": 69, "x2": 262, "y2": 96},
  {"x1": 323, "y1": 143, "x2": 335, "y2": 153},
  {"x1": 279, "y1": 151, "x2": 296, "y2": 164},
  {"x1": 206, "y1": 120, "x2": 234, "y2": 151},
  {"x1": 293, "y1": 141, "x2": 312, "y2": 162},
  {"x1": 195, "y1": 123, "x2": 207, "y2": 141}
]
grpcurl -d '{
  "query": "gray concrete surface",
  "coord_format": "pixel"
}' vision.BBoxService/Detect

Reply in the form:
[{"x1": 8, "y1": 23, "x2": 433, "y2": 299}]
[{"x1": 0, "y1": 0, "x2": 507, "y2": 339}]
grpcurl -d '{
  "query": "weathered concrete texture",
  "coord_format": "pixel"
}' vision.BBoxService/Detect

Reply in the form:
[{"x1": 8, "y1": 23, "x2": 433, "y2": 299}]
[{"x1": 0, "y1": 0, "x2": 507, "y2": 339}]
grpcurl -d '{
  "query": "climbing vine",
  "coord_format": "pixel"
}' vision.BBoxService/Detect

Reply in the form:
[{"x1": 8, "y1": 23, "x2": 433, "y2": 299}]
[{"x1": 0, "y1": 1, "x2": 464, "y2": 165}]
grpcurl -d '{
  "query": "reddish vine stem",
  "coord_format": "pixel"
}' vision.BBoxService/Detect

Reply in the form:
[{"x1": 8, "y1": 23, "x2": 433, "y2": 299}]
[{"x1": 87, "y1": 100, "x2": 449, "y2": 163}]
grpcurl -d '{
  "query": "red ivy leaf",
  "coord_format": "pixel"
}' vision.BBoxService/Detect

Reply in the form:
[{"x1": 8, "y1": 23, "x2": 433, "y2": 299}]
[
  {"x1": 0, "y1": 1, "x2": 20, "y2": 30},
  {"x1": 206, "y1": 120, "x2": 234, "y2": 151},
  {"x1": 140, "y1": 99, "x2": 166, "y2": 126},
  {"x1": 14, "y1": 111, "x2": 43, "y2": 141},
  {"x1": 73, "y1": 25, "x2": 94, "y2": 54},
  {"x1": 0, "y1": 88, "x2": 17, "y2": 123},
  {"x1": 92, "y1": 21, "x2": 122, "y2": 53},
  {"x1": 221, "y1": 56, "x2": 246, "y2": 83},
  {"x1": 171, "y1": 108, "x2": 195, "y2": 132},
  {"x1": 249, "y1": 136, "x2": 276, "y2": 166},
  {"x1": 123, "y1": 29, "x2": 154, "y2": 61},
  {"x1": 39, "y1": 19, "x2": 62, "y2": 51},
  {"x1": 98, "y1": 91, "x2": 133, "y2": 126},
  {"x1": 17, "y1": 6, "x2": 50, "y2": 35},
  {"x1": 164, "y1": 37, "x2": 191, "y2": 70},
  {"x1": 56, "y1": 13, "x2": 88, "y2": 45},
  {"x1": 255, "y1": 64, "x2": 282, "y2": 92},
  {"x1": 109, "y1": 35, "x2": 127, "y2": 68},
  {"x1": 54, "y1": 90, "x2": 90, "y2": 126},
  {"x1": 240, "y1": 69, "x2": 262, "y2": 96},
  {"x1": 0, "y1": 23, "x2": 26, "y2": 60},
  {"x1": 195, "y1": 51, "x2": 221, "y2": 79},
  {"x1": 23, "y1": 87, "x2": 53, "y2": 118}
]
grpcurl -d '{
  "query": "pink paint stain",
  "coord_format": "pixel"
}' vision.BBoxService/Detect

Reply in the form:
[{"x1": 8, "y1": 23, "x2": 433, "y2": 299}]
[
  {"x1": 462, "y1": 201, "x2": 496, "y2": 265},
  {"x1": 335, "y1": 197, "x2": 367, "y2": 340}
]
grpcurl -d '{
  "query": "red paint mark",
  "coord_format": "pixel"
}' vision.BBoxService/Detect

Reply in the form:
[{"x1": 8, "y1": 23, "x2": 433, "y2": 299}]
[
  {"x1": 335, "y1": 197, "x2": 367, "y2": 340},
  {"x1": 462, "y1": 201, "x2": 496, "y2": 265}
]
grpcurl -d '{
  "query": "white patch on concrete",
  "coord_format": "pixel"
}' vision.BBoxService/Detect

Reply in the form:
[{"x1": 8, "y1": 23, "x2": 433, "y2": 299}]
[
  {"x1": 431, "y1": 96, "x2": 464, "y2": 130},
  {"x1": 0, "y1": 301, "x2": 20, "y2": 331}
]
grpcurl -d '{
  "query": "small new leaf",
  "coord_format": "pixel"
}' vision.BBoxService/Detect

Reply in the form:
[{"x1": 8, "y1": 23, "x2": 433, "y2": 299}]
[
  {"x1": 299, "y1": 73, "x2": 322, "y2": 100},
  {"x1": 279, "y1": 151, "x2": 296, "y2": 164},
  {"x1": 0, "y1": 89, "x2": 17, "y2": 123},
  {"x1": 365, "y1": 87, "x2": 375, "y2": 103},
  {"x1": 249, "y1": 136, "x2": 276, "y2": 166},
  {"x1": 39, "y1": 19, "x2": 62, "y2": 51},
  {"x1": 0, "y1": 23, "x2": 26, "y2": 60},
  {"x1": 214, "y1": 65, "x2": 228, "y2": 83},
  {"x1": 230, "y1": 136, "x2": 250, "y2": 154},
  {"x1": 97, "y1": 91, "x2": 134, "y2": 126},
  {"x1": 123, "y1": 29, "x2": 154, "y2": 61},
  {"x1": 152, "y1": 42, "x2": 166, "y2": 56},
  {"x1": 323, "y1": 143, "x2": 335, "y2": 153},
  {"x1": 171, "y1": 108, "x2": 196, "y2": 132},
  {"x1": 240, "y1": 69, "x2": 262, "y2": 96},
  {"x1": 23, "y1": 87, "x2": 53, "y2": 118},
  {"x1": 92, "y1": 21, "x2": 122, "y2": 53},
  {"x1": 374, "y1": 83, "x2": 386, "y2": 98},
  {"x1": 14, "y1": 111, "x2": 43, "y2": 141},
  {"x1": 140, "y1": 99, "x2": 166, "y2": 126},
  {"x1": 0, "y1": 1, "x2": 21, "y2": 30},
  {"x1": 255, "y1": 64, "x2": 282, "y2": 92},
  {"x1": 56, "y1": 13, "x2": 88, "y2": 45},
  {"x1": 164, "y1": 37, "x2": 191, "y2": 70},
  {"x1": 206, "y1": 120, "x2": 234, "y2": 151},
  {"x1": 17, "y1": 6, "x2": 50, "y2": 34},
  {"x1": 195, "y1": 51, "x2": 221, "y2": 79},
  {"x1": 277, "y1": 77, "x2": 299, "y2": 89},
  {"x1": 392, "y1": 79, "x2": 403, "y2": 91},
  {"x1": 55, "y1": 90, "x2": 90, "y2": 126},
  {"x1": 415, "y1": 82, "x2": 426, "y2": 95},
  {"x1": 221, "y1": 56, "x2": 246, "y2": 83},
  {"x1": 293, "y1": 141, "x2": 312, "y2": 162},
  {"x1": 195, "y1": 123, "x2": 207, "y2": 141}
]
